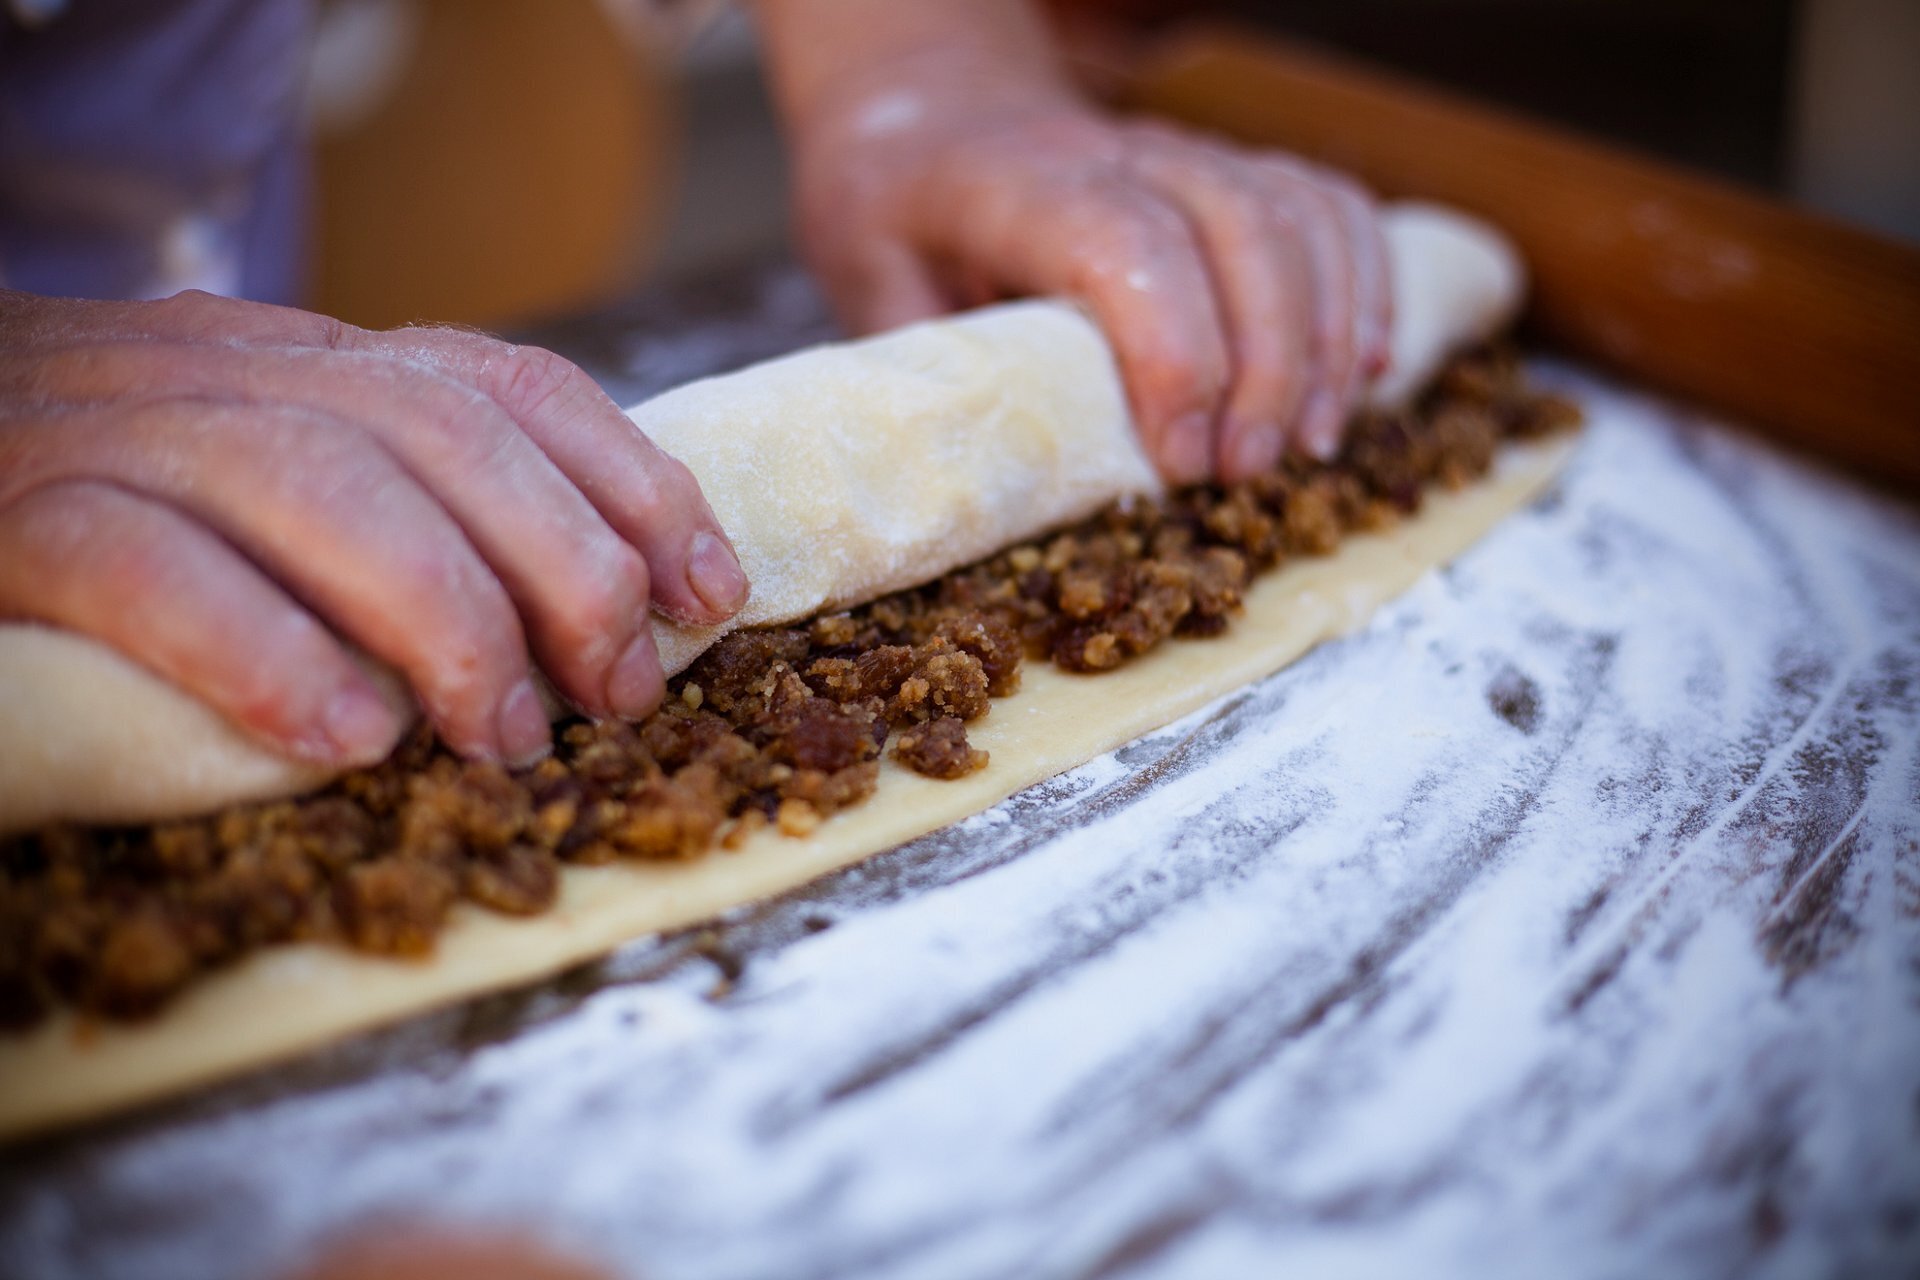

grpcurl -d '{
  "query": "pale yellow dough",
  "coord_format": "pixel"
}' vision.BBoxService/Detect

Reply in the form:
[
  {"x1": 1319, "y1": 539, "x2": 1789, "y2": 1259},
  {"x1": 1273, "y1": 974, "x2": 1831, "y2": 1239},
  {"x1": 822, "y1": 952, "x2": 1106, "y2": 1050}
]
[{"x1": 0, "y1": 434, "x2": 1572, "y2": 1140}]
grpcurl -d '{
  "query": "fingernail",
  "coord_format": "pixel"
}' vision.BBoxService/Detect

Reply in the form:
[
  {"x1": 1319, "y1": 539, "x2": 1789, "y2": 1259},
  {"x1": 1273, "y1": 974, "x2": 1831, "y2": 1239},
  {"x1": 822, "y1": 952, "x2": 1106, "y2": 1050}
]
[
  {"x1": 497, "y1": 678, "x2": 551, "y2": 767},
  {"x1": 1365, "y1": 337, "x2": 1392, "y2": 379},
  {"x1": 607, "y1": 632, "x2": 665, "y2": 720},
  {"x1": 1230, "y1": 421, "x2": 1284, "y2": 478},
  {"x1": 1356, "y1": 320, "x2": 1388, "y2": 378},
  {"x1": 1303, "y1": 392, "x2": 1343, "y2": 461},
  {"x1": 322, "y1": 683, "x2": 398, "y2": 763},
  {"x1": 687, "y1": 530, "x2": 749, "y2": 616},
  {"x1": 1164, "y1": 411, "x2": 1213, "y2": 483}
]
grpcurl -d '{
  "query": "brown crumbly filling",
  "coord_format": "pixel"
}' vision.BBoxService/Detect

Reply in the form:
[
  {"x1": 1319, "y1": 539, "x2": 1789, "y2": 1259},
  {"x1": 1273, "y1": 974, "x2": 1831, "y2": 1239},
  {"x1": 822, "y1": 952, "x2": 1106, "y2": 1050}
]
[{"x1": 0, "y1": 348, "x2": 1577, "y2": 1028}]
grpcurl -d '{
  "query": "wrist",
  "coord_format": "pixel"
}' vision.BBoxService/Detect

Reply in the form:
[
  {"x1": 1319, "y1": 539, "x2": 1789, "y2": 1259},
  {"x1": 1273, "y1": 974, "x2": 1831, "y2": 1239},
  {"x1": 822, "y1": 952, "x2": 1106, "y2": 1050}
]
[
  {"x1": 805, "y1": 47, "x2": 1086, "y2": 150},
  {"x1": 753, "y1": 0, "x2": 1084, "y2": 140}
]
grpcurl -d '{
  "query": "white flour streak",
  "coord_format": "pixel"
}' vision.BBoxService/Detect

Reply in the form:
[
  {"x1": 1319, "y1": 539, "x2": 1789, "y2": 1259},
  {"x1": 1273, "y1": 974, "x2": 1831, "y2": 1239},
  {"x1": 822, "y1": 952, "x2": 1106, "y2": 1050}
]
[{"x1": 4, "y1": 363, "x2": 1916, "y2": 1280}]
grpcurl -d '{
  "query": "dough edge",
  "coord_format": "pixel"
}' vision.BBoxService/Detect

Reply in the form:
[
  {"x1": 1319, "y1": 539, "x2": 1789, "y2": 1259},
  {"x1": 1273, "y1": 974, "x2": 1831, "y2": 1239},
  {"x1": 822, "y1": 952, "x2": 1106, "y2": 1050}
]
[{"x1": 0, "y1": 433, "x2": 1574, "y2": 1141}]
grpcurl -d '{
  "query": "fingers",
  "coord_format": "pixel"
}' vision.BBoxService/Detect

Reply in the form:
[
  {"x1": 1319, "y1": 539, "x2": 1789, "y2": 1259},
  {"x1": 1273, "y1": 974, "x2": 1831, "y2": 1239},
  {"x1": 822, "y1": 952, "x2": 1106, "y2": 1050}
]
[
  {"x1": 1326, "y1": 173, "x2": 1394, "y2": 380},
  {"x1": 1062, "y1": 187, "x2": 1232, "y2": 482},
  {"x1": 1253, "y1": 157, "x2": 1394, "y2": 457},
  {"x1": 1060, "y1": 187, "x2": 1231, "y2": 484},
  {"x1": 1235, "y1": 160, "x2": 1355, "y2": 459},
  {"x1": 876, "y1": 115, "x2": 1386, "y2": 481},
  {"x1": 2, "y1": 341, "x2": 664, "y2": 722},
  {"x1": 0, "y1": 290, "x2": 740, "y2": 768},
  {"x1": 31, "y1": 399, "x2": 551, "y2": 765},
  {"x1": 908, "y1": 149, "x2": 1231, "y2": 483},
  {"x1": 0, "y1": 480, "x2": 403, "y2": 766},
  {"x1": 337, "y1": 329, "x2": 749, "y2": 630},
  {"x1": 1125, "y1": 130, "x2": 1316, "y2": 481},
  {"x1": 14, "y1": 287, "x2": 748, "y2": 628}
]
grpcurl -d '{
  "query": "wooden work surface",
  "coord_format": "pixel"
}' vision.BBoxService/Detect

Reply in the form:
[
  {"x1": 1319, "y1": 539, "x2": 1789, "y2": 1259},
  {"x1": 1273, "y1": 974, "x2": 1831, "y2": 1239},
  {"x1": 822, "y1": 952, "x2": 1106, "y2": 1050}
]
[{"x1": 1, "y1": 262, "x2": 1916, "y2": 1280}]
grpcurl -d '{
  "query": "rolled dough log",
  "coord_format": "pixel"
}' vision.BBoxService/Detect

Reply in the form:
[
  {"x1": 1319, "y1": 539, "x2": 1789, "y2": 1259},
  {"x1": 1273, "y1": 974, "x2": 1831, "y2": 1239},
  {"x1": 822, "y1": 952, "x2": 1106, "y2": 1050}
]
[{"x1": 0, "y1": 203, "x2": 1522, "y2": 834}]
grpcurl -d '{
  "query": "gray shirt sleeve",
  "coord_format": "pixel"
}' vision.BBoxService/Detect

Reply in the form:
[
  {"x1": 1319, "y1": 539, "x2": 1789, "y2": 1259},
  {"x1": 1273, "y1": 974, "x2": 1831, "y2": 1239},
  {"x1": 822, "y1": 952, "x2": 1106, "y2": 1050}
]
[{"x1": 0, "y1": 0, "x2": 312, "y2": 304}]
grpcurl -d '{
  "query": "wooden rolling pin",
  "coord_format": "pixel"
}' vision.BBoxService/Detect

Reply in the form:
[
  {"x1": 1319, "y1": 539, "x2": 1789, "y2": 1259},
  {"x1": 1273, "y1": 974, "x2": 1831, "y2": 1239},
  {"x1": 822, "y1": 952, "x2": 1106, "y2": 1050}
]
[{"x1": 1125, "y1": 27, "x2": 1920, "y2": 494}]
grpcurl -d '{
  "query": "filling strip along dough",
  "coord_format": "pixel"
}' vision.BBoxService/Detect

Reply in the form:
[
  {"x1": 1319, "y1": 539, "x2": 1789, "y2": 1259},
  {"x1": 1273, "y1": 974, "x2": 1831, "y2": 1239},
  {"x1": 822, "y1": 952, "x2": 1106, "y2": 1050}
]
[{"x1": 0, "y1": 434, "x2": 1574, "y2": 1140}]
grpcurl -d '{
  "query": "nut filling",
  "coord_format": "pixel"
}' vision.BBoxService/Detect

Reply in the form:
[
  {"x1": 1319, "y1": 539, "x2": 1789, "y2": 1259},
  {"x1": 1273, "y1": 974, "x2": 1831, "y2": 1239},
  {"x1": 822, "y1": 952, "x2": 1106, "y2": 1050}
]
[{"x1": 0, "y1": 349, "x2": 1578, "y2": 1028}]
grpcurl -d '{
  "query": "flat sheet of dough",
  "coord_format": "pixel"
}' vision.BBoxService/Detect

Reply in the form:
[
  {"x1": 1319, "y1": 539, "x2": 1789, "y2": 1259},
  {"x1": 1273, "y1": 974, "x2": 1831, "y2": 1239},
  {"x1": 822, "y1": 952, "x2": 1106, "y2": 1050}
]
[
  {"x1": 0, "y1": 203, "x2": 1520, "y2": 834},
  {"x1": 0, "y1": 433, "x2": 1573, "y2": 1140}
]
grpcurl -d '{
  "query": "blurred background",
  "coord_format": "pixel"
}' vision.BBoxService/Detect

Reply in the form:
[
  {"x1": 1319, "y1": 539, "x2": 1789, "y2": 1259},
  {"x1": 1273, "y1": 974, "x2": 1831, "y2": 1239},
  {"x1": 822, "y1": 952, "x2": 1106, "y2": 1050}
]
[{"x1": 305, "y1": 0, "x2": 1920, "y2": 332}]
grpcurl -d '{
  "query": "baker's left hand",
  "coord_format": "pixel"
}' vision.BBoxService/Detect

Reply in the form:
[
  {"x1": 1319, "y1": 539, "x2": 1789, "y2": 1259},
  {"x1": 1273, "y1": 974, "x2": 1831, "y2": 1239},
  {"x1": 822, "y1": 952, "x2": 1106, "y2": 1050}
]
[{"x1": 773, "y1": 41, "x2": 1390, "y2": 482}]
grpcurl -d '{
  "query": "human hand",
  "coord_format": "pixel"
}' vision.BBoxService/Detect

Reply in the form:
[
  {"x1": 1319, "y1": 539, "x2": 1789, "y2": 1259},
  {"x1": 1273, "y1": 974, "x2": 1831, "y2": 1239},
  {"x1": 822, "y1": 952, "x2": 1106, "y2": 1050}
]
[
  {"x1": 0, "y1": 289, "x2": 748, "y2": 768},
  {"x1": 786, "y1": 88, "x2": 1391, "y2": 482},
  {"x1": 282, "y1": 1226, "x2": 609, "y2": 1280}
]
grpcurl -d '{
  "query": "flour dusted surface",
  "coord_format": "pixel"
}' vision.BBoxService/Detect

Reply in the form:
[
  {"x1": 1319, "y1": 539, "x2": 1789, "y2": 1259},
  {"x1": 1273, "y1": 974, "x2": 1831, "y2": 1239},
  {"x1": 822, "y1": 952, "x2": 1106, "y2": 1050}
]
[{"x1": 4, "y1": 366, "x2": 1915, "y2": 1280}]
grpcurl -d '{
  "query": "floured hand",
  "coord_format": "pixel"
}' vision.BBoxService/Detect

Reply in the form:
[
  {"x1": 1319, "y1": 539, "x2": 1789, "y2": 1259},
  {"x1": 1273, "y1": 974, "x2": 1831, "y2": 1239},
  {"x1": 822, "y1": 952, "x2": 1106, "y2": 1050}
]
[
  {"x1": 0, "y1": 289, "x2": 748, "y2": 768},
  {"x1": 757, "y1": 0, "x2": 1391, "y2": 482}
]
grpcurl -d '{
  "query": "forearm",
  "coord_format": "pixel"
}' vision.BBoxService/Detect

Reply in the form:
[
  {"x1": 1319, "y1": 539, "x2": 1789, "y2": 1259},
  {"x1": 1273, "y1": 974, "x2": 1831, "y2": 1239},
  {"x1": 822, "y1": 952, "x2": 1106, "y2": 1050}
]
[{"x1": 750, "y1": 0, "x2": 1081, "y2": 134}]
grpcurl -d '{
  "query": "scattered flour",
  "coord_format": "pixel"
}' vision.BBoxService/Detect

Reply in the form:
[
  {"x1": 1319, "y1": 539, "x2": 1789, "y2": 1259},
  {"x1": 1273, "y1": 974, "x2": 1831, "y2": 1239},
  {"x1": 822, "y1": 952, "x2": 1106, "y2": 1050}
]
[{"x1": 2, "y1": 358, "x2": 1915, "y2": 1280}]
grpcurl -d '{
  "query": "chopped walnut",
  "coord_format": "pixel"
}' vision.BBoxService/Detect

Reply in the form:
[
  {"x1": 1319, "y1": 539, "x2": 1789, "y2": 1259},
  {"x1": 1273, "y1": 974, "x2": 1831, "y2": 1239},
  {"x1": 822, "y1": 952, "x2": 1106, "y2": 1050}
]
[{"x1": 895, "y1": 717, "x2": 989, "y2": 779}]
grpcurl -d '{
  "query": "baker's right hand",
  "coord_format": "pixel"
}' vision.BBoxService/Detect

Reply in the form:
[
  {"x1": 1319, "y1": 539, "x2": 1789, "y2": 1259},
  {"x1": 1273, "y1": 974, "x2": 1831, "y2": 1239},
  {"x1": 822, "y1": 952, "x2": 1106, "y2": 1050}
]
[{"x1": 0, "y1": 288, "x2": 748, "y2": 768}]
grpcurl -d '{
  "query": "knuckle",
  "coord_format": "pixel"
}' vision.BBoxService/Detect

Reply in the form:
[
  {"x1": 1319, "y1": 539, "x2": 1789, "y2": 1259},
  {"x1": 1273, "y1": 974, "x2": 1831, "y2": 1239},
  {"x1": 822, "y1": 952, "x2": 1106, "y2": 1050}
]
[
  {"x1": 1178, "y1": 173, "x2": 1270, "y2": 245},
  {"x1": 157, "y1": 289, "x2": 240, "y2": 328},
  {"x1": 413, "y1": 540, "x2": 509, "y2": 622},
  {"x1": 223, "y1": 619, "x2": 336, "y2": 726},
  {"x1": 610, "y1": 541, "x2": 653, "y2": 610},
  {"x1": 611, "y1": 439, "x2": 697, "y2": 520},
  {"x1": 160, "y1": 288, "x2": 222, "y2": 314},
  {"x1": 284, "y1": 425, "x2": 393, "y2": 507},
  {"x1": 304, "y1": 312, "x2": 352, "y2": 352},
  {"x1": 1112, "y1": 197, "x2": 1188, "y2": 258},
  {"x1": 1234, "y1": 350, "x2": 1305, "y2": 418},
  {"x1": 1258, "y1": 154, "x2": 1316, "y2": 191},
  {"x1": 98, "y1": 533, "x2": 160, "y2": 594},
  {"x1": 1297, "y1": 184, "x2": 1348, "y2": 237},
  {"x1": 1266, "y1": 199, "x2": 1309, "y2": 238},
  {"x1": 344, "y1": 352, "x2": 513, "y2": 464},
  {"x1": 3, "y1": 484, "x2": 94, "y2": 566},
  {"x1": 407, "y1": 378, "x2": 503, "y2": 457},
  {"x1": 457, "y1": 567, "x2": 524, "y2": 661},
  {"x1": 147, "y1": 290, "x2": 230, "y2": 338},
  {"x1": 1317, "y1": 317, "x2": 1358, "y2": 365},
  {"x1": 648, "y1": 450, "x2": 700, "y2": 503},
  {"x1": 413, "y1": 580, "x2": 522, "y2": 700},
  {"x1": 41, "y1": 493, "x2": 170, "y2": 597},
  {"x1": 1234, "y1": 337, "x2": 1295, "y2": 395},
  {"x1": 1320, "y1": 171, "x2": 1375, "y2": 211},
  {"x1": 1072, "y1": 189, "x2": 1183, "y2": 271},
  {"x1": 1137, "y1": 355, "x2": 1225, "y2": 423},
  {"x1": 1220, "y1": 179, "x2": 1272, "y2": 232},
  {"x1": 494, "y1": 344, "x2": 591, "y2": 421},
  {"x1": 555, "y1": 544, "x2": 650, "y2": 650}
]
